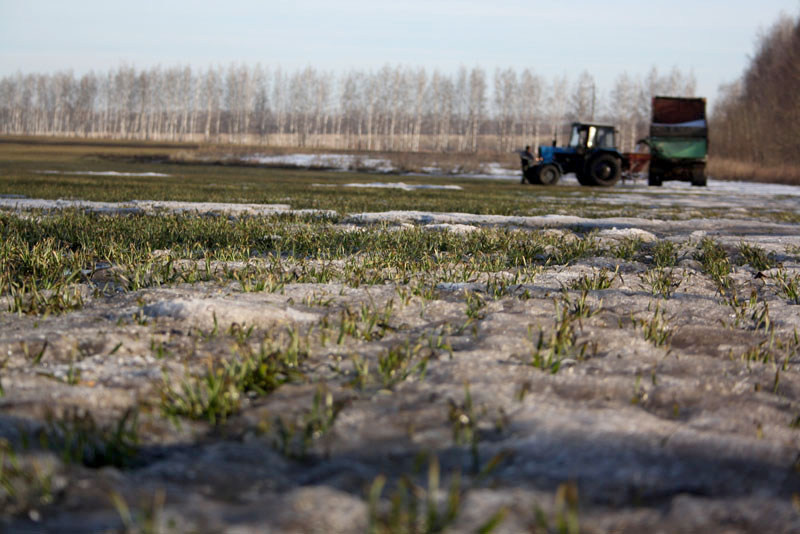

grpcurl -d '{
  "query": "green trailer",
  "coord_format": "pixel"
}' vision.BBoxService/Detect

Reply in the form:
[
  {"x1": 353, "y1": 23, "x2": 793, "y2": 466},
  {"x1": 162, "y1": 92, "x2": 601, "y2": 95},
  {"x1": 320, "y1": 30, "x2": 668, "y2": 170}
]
[{"x1": 647, "y1": 96, "x2": 708, "y2": 187}]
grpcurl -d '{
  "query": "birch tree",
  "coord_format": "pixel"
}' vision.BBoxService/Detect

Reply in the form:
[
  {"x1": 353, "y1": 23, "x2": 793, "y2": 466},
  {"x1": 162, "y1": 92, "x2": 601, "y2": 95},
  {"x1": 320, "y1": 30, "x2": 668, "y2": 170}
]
[
  {"x1": 427, "y1": 70, "x2": 454, "y2": 152},
  {"x1": 0, "y1": 76, "x2": 14, "y2": 133},
  {"x1": 75, "y1": 72, "x2": 97, "y2": 136},
  {"x1": 493, "y1": 67, "x2": 517, "y2": 151},
  {"x1": 570, "y1": 70, "x2": 596, "y2": 122},
  {"x1": 468, "y1": 67, "x2": 487, "y2": 152},
  {"x1": 272, "y1": 68, "x2": 287, "y2": 143},
  {"x1": 518, "y1": 68, "x2": 543, "y2": 148},
  {"x1": 311, "y1": 70, "x2": 331, "y2": 147},
  {"x1": 410, "y1": 68, "x2": 426, "y2": 151},
  {"x1": 252, "y1": 64, "x2": 270, "y2": 142},
  {"x1": 340, "y1": 70, "x2": 363, "y2": 150},
  {"x1": 548, "y1": 74, "x2": 569, "y2": 143},
  {"x1": 610, "y1": 72, "x2": 639, "y2": 151},
  {"x1": 201, "y1": 67, "x2": 222, "y2": 141}
]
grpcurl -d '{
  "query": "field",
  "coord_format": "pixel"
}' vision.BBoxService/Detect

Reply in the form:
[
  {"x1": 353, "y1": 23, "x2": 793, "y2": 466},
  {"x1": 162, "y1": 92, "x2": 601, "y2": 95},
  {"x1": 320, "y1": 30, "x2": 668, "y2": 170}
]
[{"x1": 1, "y1": 138, "x2": 800, "y2": 533}]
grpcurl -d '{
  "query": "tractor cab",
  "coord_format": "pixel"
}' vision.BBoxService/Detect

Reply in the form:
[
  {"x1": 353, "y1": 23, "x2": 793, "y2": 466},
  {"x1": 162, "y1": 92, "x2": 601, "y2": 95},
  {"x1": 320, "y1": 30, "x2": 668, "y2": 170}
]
[{"x1": 568, "y1": 123, "x2": 616, "y2": 151}]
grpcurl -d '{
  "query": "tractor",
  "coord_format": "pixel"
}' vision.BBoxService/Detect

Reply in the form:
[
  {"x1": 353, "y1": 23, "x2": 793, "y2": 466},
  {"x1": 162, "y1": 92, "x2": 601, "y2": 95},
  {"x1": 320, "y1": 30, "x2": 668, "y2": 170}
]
[{"x1": 520, "y1": 122, "x2": 627, "y2": 187}]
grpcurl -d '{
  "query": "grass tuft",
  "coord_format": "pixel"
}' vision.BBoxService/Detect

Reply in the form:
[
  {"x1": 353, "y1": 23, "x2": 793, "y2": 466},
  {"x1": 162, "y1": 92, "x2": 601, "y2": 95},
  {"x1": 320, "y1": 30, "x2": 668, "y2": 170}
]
[
  {"x1": 695, "y1": 239, "x2": 732, "y2": 292},
  {"x1": 737, "y1": 242, "x2": 775, "y2": 271},
  {"x1": 569, "y1": 266, "x2": 618, "y2": 292}
]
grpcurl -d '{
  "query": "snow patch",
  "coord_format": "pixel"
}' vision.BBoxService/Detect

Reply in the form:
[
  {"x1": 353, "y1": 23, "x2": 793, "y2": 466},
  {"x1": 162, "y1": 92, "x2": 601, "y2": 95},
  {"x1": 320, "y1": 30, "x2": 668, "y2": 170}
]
[
  {"x1": 597, "y1": 228, "x2": 658, "y2": 243},
  {"x1": 435, "y1": 282, "x2": 484, "y2": 292},
  {"x1": 343, "y1": 210, "x2": 800, "y2": 239},
  {"x1": 314, "y1": 182, "x2": 462, "y2": 191},
  {"x1": 242, "y1": 153, "x2": 394, "y2": 172},
  {"x1": 450, "y1": 163, "x2": 524, "y2": 182},
  {"x1": 346, "y1": 210, "x2": 593, "y2": 228},
  {"x1": 236, "y1": 152, "x2": 526, "y2": 180},
  {"x1": 36, "y1": 170, "x2": 171, "y2": 177},
  {"x1": 0, "y1": 198, "x2": 335, "y2": 217},
  {"x1": 143, "y1": 297, "x2": 319, "y2": 328}
]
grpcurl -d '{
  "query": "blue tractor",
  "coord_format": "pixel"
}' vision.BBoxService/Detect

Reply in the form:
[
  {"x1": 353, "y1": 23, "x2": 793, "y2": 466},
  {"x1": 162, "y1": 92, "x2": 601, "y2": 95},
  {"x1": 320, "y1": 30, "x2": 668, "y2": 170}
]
[{"x1": 521, "y1": 122, "x2": 626, "y2": 187}]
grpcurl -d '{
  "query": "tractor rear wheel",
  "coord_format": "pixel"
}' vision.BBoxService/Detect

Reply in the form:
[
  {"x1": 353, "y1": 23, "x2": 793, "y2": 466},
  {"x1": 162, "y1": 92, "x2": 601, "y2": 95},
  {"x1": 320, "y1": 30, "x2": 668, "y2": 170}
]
[
  {"x1": 537, "y1": 164, "x2": 561, "y2": 186},
  {"x1": 586, "y1": 154, "x2": 621, "y2": 186}
]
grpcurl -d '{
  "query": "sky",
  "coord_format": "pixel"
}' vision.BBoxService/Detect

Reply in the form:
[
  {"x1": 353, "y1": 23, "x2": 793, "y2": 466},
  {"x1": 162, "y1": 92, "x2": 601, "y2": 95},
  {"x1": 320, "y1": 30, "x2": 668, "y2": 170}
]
[{"x1": 1, "y1": 0, "x2": 798, "y2": 109}]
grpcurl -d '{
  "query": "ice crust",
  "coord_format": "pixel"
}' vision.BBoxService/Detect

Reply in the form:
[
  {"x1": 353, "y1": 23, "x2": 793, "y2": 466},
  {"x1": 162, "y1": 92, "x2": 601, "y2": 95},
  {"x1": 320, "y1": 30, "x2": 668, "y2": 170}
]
[
  {"x1": 36, "y1": 170, "x2": 171, "y2": 177},
  {"x1": 313, "y1": 182, "x2": 462, "y2": 191}
]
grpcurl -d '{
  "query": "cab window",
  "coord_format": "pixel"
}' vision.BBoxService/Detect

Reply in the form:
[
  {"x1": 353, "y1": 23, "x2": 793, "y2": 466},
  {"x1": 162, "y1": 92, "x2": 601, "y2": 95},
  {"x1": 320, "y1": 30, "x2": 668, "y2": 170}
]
[
  {"x1": 595, "y1": 128, "x2": 615, "y2": 148},
  {"x1": 568, "y1": 126, "x2": 581, "y2": 148}
]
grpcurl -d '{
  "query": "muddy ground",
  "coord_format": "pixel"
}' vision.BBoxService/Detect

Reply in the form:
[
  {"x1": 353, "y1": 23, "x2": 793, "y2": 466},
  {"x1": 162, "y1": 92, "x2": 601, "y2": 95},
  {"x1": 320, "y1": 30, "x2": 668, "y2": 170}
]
[{"x1": 1, "y1": 183, "x2": 800, "y2": 533}]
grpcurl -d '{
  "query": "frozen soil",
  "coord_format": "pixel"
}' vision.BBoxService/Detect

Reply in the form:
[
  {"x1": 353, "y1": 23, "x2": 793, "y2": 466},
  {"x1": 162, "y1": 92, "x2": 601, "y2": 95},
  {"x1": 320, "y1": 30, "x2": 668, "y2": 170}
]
[{"x1": 1, "y1": 189, "x2": 800, "y2": 532}]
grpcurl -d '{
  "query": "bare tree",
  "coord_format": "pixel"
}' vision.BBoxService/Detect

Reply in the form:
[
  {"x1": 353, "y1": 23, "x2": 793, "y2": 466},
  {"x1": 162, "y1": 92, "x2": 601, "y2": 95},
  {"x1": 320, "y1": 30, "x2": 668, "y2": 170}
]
[
  {"x1": 364, "y1": 71, "x2": 379, "y2": 151},
  {"x1": 311, "y1": 69, "x2": 331, "y2": 148},
  {"x1": 288, "y1": 67, "x2": 315, "y2": 147},
  {"x1": 0, "y1": 76, "x2": 15, "y2": 134},
  {"x1": 518, "y1": 68, "x2": 543, "y2": 149},
  {"x1": 411, "y1": 68, "x2": 426, "y2": 151},
  {"x1": 111, "y1": 65, "x2": 137, "y2": 138},
  {"x1": 340, "y1": 70, "x2": 363, "y2": 150},
  {"x1": 493, "y1": 67, "x2": 518, "y2": 152},
  {"x1": 428, "y1": 69, "x2": 455, "y2": 152},
  {"x1": 570, "y1": 70, "x2": 596, "y2": 122},
  {"x1": 201, "y1": 67, "x2": 222, "y2": 142},
  {"x1": 272, "y1": 67, "x2": 288, "y2": 144},
  {"x1": 468, "y1": 67, "x2": 487, "y2": 152},
  {"x1": 548, "y1": 74, "x2": 569, "y2": 143},
  {"x1": 252, "y1": 64, "x2": 270, "y2": 143},
  {"x1": 178, "y1": 66, "x2": 194, "y2": 141},
  {"x1": 75, "y1": 72, "x2": 97, "y2": 136},
  {"x1": 610, "y1": 72, "x2": 639, "y2": 152}
]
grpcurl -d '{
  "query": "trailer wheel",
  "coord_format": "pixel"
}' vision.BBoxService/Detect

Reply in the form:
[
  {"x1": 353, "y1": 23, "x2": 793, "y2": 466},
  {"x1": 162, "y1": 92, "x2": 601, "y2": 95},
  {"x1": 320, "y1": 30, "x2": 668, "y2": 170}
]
[
  {"x1": 691, "y1": 164, "x2": 707, "y2": 187},
  {"x1": 537, "y1": 164, "x2": 561, "y2": 185},
  {"x1": 648, "y1": 163, "x2": 662, "y2": 186},
  {"x1": 586, "y1": 154, "x2": 621, "y2": 186}
]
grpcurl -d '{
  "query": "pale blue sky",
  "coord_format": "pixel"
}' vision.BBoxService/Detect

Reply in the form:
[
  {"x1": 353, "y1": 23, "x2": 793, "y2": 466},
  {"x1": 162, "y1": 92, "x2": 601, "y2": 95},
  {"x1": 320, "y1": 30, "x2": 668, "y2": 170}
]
[{"x1": 1, "y1": 0, "x2": 798, "y2": 108}]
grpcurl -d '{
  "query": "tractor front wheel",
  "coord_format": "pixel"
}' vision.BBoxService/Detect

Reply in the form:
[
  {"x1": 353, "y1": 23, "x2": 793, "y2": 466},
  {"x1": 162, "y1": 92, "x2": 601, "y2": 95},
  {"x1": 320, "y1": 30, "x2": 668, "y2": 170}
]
[{"x1": 537, "y1": 164, "x2": 561, "y2": 186}]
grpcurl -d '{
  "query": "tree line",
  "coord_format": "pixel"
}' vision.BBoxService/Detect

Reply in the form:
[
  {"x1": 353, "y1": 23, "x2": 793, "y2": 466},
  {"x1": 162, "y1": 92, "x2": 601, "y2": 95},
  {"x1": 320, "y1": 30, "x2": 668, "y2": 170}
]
[
  {"x1": 0, "y1": 64, "x2": 696, "y2": 153},
  {"x1": 711, "y1": 12, "x2": 800, "y2": 168}
]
